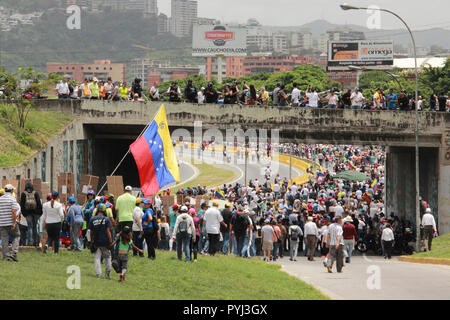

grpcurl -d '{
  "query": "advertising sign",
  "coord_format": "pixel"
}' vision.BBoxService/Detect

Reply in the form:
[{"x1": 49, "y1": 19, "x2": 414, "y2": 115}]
[
  {"x1": 192, "y1": 24, "x2": 247, "y2": 57},
  {"x1": 328, "y1": 40, "x2": 393, "y2": 70}
]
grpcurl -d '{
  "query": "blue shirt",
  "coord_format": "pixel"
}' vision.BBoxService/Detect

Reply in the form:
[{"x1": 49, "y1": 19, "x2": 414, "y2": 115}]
[
  {"x1": 67, "y1": 204, "x2": 83, "y2": 225},
  {"x1": 142, "y1": 208, "x2": 155, "y2": 229},
  {"x1": 387, "y1": 93, "x2": 397, "y2": 109},
  {"x1": 88, "y1": 215, "x2": 112, "y2": 247}
]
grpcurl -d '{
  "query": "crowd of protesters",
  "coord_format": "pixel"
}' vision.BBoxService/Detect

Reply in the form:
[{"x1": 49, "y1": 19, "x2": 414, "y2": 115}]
[
  {"x1": 52, "y1": 75, "x2": 450, "y2": 111},
  {"x1": 0, "y1": 143, "x2": 438, "y2": 278}
]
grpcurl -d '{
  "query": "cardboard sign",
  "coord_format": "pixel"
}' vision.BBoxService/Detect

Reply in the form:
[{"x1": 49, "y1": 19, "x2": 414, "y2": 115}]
[
  {"x1": 161, "y1": 195, "x2": 175, "y2": 216},
  {"x1": 77, "y1": 175, "x2": 99, "y2": 206},
  {"x1": 58, "y1": 173, "x2": 75, "y2": 204},
  {"x1": 106, "y1": 176, "x2": 124, "y2": 200}
]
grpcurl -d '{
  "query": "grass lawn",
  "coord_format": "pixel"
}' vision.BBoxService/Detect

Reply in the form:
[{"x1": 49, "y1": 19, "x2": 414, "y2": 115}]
[
  {"x1": 0, "y1": 249, "x2": 328, "y2": 300},
  {"x1": 169, "y1": 161, "x2": 236, "y2": 194},
  {"x1": 409, "y1": 233, "x2": 450, "y2": 259},
  {"x1": 0, "y1": 104, "x2": 73, "y2": 167}
]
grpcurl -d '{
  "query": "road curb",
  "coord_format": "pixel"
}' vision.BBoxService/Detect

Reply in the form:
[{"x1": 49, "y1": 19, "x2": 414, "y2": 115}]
[{"x1": 398, "y1": 256, "x2": 450, "y2": 266}]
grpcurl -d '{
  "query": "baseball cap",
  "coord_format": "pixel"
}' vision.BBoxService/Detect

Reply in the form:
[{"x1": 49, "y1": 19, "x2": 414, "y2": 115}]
[
  {"x1": 51, "y1": 191, "x2": 59, "y2": 198},
  {"x1": 136, "y1": 198, "x2": 142, "y2": 204},
  {"x1": 173, "y1": 204, "x2": 179, "y2": 210},
  {"x1": 88, "y1": 190, "x2": 95, "y2": 196},
  {"x1": 180, "y1": 205, "x2": 188, "y2": 212},
  {"x1": 425, "y1": 208, "x2": 431, "y2": 213},
  {"x1": 98, "y1": 203, "x2": 106, "y2": 212},
  {"x1": 68, "y1": 196, "x2": 76, "y2": 204},
  {"x1": 188, "y1": 208, "x2": 196, "y2": 215},
  {"x1": 142, "y1": 198, "x2": 150, "y2": 205},
  {"x1": 125, "y1": 186, "x2": 132, "y2": 191},
  {"x1": 122, "y1": 226, "x2": 131, "y2": 234},
  {"x1": 4, "y1": 184, "x2": 15, "y2": 191}
]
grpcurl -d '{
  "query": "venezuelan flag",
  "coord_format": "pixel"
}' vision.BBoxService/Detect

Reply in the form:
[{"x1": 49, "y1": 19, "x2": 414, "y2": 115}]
[
  {"x1": 214, "y1": 187, "x2": 225, "y2": 200},
  {"x1": 363, "y1": 189, "x2": 373, "y2": 203},
  {"x1": 347, "y1": 160, "x2": 356, "y2": 170},
  {"x1": 371, "y1": 179, "x2": 379, "y2": 192},
  {"x1": 130, "y1": 105, "x2": 180, "y2": 196}
]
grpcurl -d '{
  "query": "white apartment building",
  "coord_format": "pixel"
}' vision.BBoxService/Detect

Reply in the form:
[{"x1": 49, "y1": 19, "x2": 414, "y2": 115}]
[{"x1": 170, "y1": 0, "x2": 198, "y2": 37}]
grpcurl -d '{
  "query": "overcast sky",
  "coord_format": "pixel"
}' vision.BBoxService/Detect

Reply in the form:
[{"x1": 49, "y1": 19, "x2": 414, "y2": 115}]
[{"x1": 158, "y1": 0, "x2": 450, "y2": 30}]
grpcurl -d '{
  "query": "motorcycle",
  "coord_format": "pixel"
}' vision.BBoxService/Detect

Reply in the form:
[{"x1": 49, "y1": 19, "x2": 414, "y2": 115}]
[{"x1": 357, "y1": 233, "x2": 382, "y2": 255}]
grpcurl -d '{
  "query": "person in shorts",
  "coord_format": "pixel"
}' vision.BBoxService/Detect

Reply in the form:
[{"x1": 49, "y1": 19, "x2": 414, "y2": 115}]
[
  {"x1": 111, "y1": 226, "x2": 143, "y2": 282},
  {"x1": 261, "y1": 219, "x2": 275, "y2": 262}
]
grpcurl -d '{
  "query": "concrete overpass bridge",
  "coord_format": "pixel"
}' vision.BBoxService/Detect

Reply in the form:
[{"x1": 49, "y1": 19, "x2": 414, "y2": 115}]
[{"x1": 1, "y1": 100, "x2": 449, "y2": 234}]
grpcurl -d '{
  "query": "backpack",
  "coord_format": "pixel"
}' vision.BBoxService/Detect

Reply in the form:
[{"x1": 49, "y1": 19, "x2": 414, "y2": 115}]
[
  {"x1": 161, "y1": 226, "x2": 168, "y2": 240},
  {"x1": 178, "y1": 219, "x2": 188, "y2": 239},
  {"x1": 71, "y1": 206, "x2": 84, "y2": 225},
  {"x1": 234, "y1": 213, "x2": 249, "y2": 236},
  {"x1": 290, "y1": 227, "x2": 300, "y2": 241},
  {"x1": 24, "y1": 191, "x2": 37, "y2": 211}
]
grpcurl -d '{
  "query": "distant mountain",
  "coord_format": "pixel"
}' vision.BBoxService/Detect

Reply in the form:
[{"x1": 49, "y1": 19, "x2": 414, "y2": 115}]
[{"x1": 263, "y1": 19, "x2": 450, "y2": 49}]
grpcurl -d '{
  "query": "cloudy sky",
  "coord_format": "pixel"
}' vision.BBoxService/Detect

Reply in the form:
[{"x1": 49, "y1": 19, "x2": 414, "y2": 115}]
[{"x1": 158, "y1": 0, "x2": 450, "y2": 30}]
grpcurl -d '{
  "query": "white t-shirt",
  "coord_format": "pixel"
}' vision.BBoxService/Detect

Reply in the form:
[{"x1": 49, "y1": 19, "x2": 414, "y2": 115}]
[
  {"x1": 71, "y1": 85, "x2": 79, "y2": 99},
  {"x1": 291, "y1": 88, "x2": 301, "y2": 104},
  {"x1": 351, "y1": 92, "x2": 364, "y2": 106},
  {"x1": 56, "y1": 82, "x2": 70, "y2": 95},
  {"x1": 197, "y1": 91, "x2": 205, "y2": 103},
  {"x1": 307, "y1": 92, "x2": 319, "y2": 107},
  {"x1": 204, "y1": 207, "x2": 223, "y2": 234},
  {"x1": 42, "y1": 201, "x2": 64, "y2": 224},
  {"x1": 150, "y1": 86, "x2": 159, "y2": 99},
  {"x1": 334, "y1": 205, "x2": 344, "y2": 218},
  {"x1": 132, "y1": 207, "x2": 144, "y2": 232}
]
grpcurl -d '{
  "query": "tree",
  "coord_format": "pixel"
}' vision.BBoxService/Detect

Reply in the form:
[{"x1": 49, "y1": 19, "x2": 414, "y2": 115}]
[{"x1": 0, "y1": 67, "x2": 47, "y2": 128}]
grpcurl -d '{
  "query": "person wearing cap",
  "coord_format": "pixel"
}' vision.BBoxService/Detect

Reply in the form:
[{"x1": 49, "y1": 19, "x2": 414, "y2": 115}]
[
  {"x1": 132, "y1": 198, "x2": 144, "y2": 257},
  {"x1": 172, "y1": 206, "x2": 196, "y2": 262},
  {"x1": 89, "y1": 203, "x2": 113, "y2": 279},
  {"x1": 150, "y1": 81, "x2": 160, "y2": 101},
  {"x1": 343, "y1": 215, "x2": 357, "y2": 263},
  {"x1": 205, "y1": 82, "x2": 218, "y2": 104},
  {"x1": 184, "y1": 79, "x2": 198, "y2": 103},
  {"x1": 167, "y1": 81, "x2": 181, "y2": 102},
  {"x1": 203, "y1": 200, "x2": 227, "y2": 256},
  {"x1": 350, "y1": 87, "x2": 364, "y2": 110},
  {"x1": 197, "y1": 86, "x2": 205, "y2": 104},
  {"x1": 142, "y1": 198, "x2": 160, "y2": 260},
  {"x1": 326, "y1": 216, "x2": 344, "y2": 273},
  {"x1": 169, "y1": 203, "x2": 179, "y2": 251},
  {"x1": 421, "y1": 208, "x2": 437, "y2": 251},
  {"x1": 288, "y1": 217, "x2": 303, "y2": 261},
  {"x1": 115, "y1": 186, "x2": 136, "y2": 232},
  {"x1": 220, "y1": 203, "x2": 233, "y2": 255},
  {"x1": 261, "y1": 219, "x2": 275, "y2": 262},
  {"x1": 90, "y1": 77, "x2": 99, "y2": 99},
  {"x1": 41, "y1": 192, "x2": 64, "y2": 254},
  {"x1": 304, "y1": 216, "x2": 319, "y2": 261},
  {"x1": 0, "y1": 184, "x2": 21, "y2": 261},
  {"x1": 66, "y1": 196, "x2": 84, "y2": 251}
]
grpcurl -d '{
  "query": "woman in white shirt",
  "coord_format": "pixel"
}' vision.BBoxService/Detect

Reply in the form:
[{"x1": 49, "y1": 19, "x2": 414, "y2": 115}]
[
  {"x1": 381, "y1": 223, "x2": 395, "y2": 259},
  {"x1": 41, "y1": 192, "x2": 64, "y2": 254}
]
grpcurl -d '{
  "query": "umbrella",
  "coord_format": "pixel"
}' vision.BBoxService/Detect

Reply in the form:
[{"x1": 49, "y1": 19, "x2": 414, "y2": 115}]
[{"x1": 332, "y1": 170, "x2": 369, "y2": 182}]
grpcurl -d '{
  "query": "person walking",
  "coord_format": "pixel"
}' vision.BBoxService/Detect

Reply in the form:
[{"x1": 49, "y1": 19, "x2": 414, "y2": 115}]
[
  {"x1": 141, "y1": 198, "x2": 159, "y2": 260},
  {"x1": 381, "y1": 223, "x2": 395, "y2": 259},
  {"x1": 111, "y1": 226, "x2": 143, "y2": 282},
  {"x1": 261, "y1": 219, "x2": 275, "y2": 262},
  {"x1": 421, "y1": 208, "x2": 437, "y2": 251},
  {"x1": 132, "y1": 198, "x2": 144, "y2": 257},
  {"x1": 89, "y1": 204, "x2": 113, "y2": 279},
  {"x1": 288, "y1": 218, "x2": 303, "y2": 261},
  {"x1": 304, "y1": 216, "x2": 319, "y2": 261},
  {"x1": 203, "y1": 200, "x2": 227, "y2": 256},
  {"x1": 115, "y1": 186, "x2": 136, "y2": 231},
  {"x1": 41, "y1": 192, "x2": 64, "y2": 254},
  {"x1": 326, "y1": 216, "x2": 344, "y2": 273},
  {"x1": 220, "y1": 203, "x2": 232, "y2": 255},
  {"x1": 343, "y1": 215, "x2": 357, "y2": 263},
  {"x1": 66, "y1": 196, "x2": 84, "y2": 251},
  {"x1": 20, "y1": 181, "x2": 42, "y2": 247},
  {"x1": 169, "y1": 204, "x2": 179, "y2": 252},
  {"x1": 172, "y1": 206, "x2": 196, "y2": 262},
  {"x1": 189, "y1": 208, "x2": 200, "y2": 262},
  {"x1": 0, "y1": 184, "x2": 20, "y2": 261},
  {"x1": 230, "y1": 206, "x2": 249, "y2": 257}
]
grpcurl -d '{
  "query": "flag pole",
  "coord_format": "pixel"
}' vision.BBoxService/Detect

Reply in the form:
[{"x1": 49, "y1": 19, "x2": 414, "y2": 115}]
[{"x1": 97, "y1": 105, "x2": 164, "y2": 196}]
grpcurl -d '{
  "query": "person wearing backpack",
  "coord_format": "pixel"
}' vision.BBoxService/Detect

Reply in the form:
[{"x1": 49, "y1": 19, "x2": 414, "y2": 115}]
[
  {"x1": 288, "y1": 218, "x2": 303, "y2": 261},
  {"x1": 20, "y1": 181, "x2": 42, "y2": 247},
  {"x1": 172, "y1": 206, "x2": 196, "y2": 262},
  {"x1": 66, "y1": 197, "x2": 84, "y2": 251},
  {"x1": 230, "y1": 207, "x2": 249, "y2": 257},
  {"x1": 142, "y1": 199, "x2": 160, "y2": 260}
]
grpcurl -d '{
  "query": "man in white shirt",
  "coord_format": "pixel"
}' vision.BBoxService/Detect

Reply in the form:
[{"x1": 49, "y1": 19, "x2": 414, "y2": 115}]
[
  {"x1": 56, "y1": 77, "x2": 70, "y2": 99},
  {"x1": 334, "y1": 203, "x2": 344, "y2": 218},
  {"x1": 305, "y1": 85, "x2": 319, "y2": 108},
  {"x1": 350, "y1": 87, "x2": 364, "y2": 110},
  {"x1": 197, "y1": 87, "x2": 205, "y2": 104},
  {"x1": 304, "y1": 216, "x2": 319, "y2": 261},
  {"x1": 421, "y1": 208, "x2": 437, "y2": 251},
  {"x1": 203, "y1": 200, "x2": 227, "y2": 256},
  {"x1": 149, "y1": 82, "x2": 160, "y2": 101},
  {"x1": 326, "y1": 216, "x2": 344, "y2": 273},
  {"x1": 381, "y1": 223, "x2": 395, "y2": 259},
  {"x1": 291, "y1": 83, "x2": 301, "y2": 107}
]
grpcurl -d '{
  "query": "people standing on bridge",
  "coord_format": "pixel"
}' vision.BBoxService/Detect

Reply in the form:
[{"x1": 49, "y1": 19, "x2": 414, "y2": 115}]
[
  {"x1": 150, "y1": 82, "x2": 160, "y2": 101},
  {"x1": 373, "y1": 88, "x2": 385, "y2": 110},
  {"x1": 291, "y1": 83, "x2": 301, "y2": 107},
  {"x1": 119, "y1": 81, "x2": 129, "y2": 101},
  {"x1": 197, "y1": 87, "x2": 205, "y2": 104},
  {"x1": 277, "y1": 85, "x2": 288, "y2": 107},
  {"x1": 246, "y1": 85, "x2": 257, "y2": 105},
  {"x1": 184, "y1": 79, "x2": 198, "y2": 103},
  {"x1": 386, "y1": 88, "x2": 398, "y2": 110},
  {"x1": 131, "y1": 78, "x2": 143, "y2": 99},
  {"x1": 398, "y1": 90, "x2": 410, "y2": 111},
  {"x1": 20, "y1": 181, "x2": 42, "y2": 247},
  {"x1": 79, "y1": 78, "x2": 92, "y2": 99},
  {"x1": 205, "y1": 82, "x2": 218, "y2": 104},
  {"x1": 167, "y1": 81, "x2": 181, "y2": 102},
  {"x1": 350, "y1": 87, "x2": 364, "y2": 110},
  {"x1": 421, "y1": 208, "x2": 437, "y2": 251},
  {"x1": 340, "y1": 88, "x2": 352, "y2": 109},
  {"x1": 272, "y1": 83, "x2": 281, "y2": 107},
  {"x1": 56, "y1": 76, "x2": 70, "y2": 99},
  {"x1": 327, "y1": 90, "x2": 338, "y2": 109},
  {"x1": 305, "y1": 85, "x2": 320, "y2": 108},
  {"x1": 260, "y1": 87, "x2": 269, "y2": 105},
  {"x1": 230, "y1": 81, "x2": 240, "y2": 104},
  {"x1": 438, "y1": 92, "x2": 447, "y2": 112}
]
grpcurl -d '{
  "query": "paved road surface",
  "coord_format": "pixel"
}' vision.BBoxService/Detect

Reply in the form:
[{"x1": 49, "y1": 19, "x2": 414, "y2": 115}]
[{"x1": 280, "y1": 255, "x2": 450, "y2": 300}]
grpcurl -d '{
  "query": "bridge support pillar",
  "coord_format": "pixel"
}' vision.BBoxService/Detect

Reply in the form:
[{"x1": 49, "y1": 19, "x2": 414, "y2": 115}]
[{"x1": 385, "y1": 146, "x2": 442, "y2": 233}]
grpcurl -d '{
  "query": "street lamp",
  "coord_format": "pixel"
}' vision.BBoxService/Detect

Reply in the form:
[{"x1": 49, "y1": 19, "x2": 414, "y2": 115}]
[
  {"x1": 341, "y1": 4, "x2": 421, "y2": 252},
  {"x1": 348, "y1": 65, "x2": 403, "y2": 91}
]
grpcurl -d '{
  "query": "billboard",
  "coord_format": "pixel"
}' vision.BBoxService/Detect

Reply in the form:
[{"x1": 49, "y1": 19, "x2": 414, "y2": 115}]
[
  {"x1": 328, "y1": 40, "x2": 393, "y2": 70},
  {"x1": 192, "y1": 25, "x2": 247, "y2": 57}
]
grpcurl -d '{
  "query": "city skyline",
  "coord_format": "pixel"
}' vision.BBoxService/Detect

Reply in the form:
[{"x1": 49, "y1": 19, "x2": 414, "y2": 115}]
[{"x1": 158, "y1": 0, "x2": 450, "y2": 30}]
